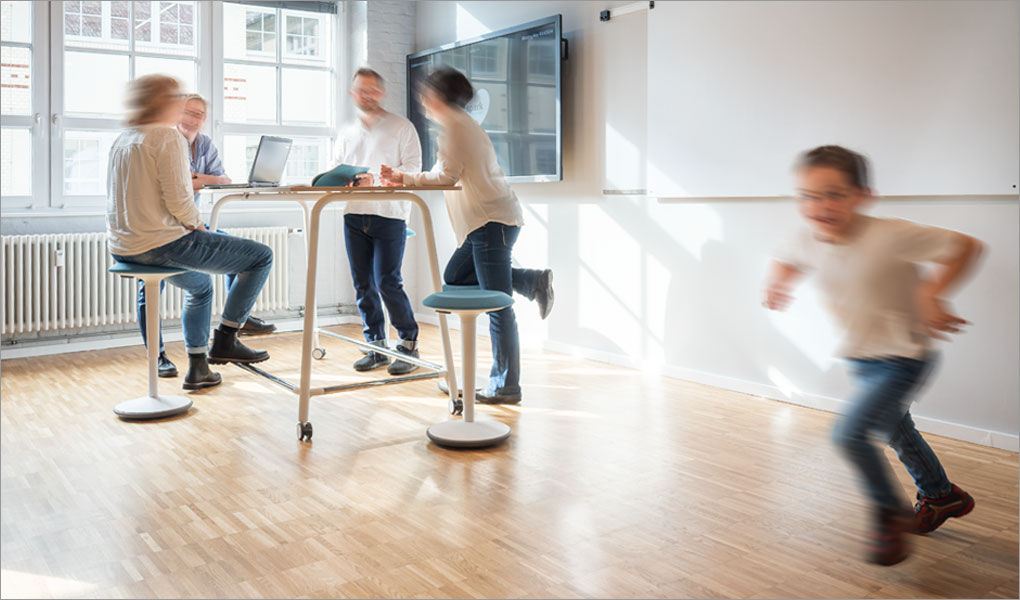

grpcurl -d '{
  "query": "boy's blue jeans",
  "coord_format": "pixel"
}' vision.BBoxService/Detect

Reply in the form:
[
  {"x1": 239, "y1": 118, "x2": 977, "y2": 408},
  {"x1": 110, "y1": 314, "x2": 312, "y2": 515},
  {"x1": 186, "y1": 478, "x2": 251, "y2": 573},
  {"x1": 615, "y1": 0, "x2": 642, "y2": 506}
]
[
  {"x1": 113, "y1": 229, "x2": 273, "y2": 354},
  {"x1": 832, "y1": 354, "x2": 953, "y2": 511},
  {"x1": 343, "y1": 214, "x2": 419, "y2": 344},
  {"x1": 443, "y1": 222, "x2": 544, "y2": 395}
]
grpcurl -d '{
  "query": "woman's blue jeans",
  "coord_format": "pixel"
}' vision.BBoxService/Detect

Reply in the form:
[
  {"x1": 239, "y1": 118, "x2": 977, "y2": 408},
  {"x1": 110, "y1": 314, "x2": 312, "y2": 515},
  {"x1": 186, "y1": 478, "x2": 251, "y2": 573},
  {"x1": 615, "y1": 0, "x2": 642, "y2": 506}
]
[
  {"x1": 443, "y1": 222, "x2": 544, "y2": 395},
  {"x1": 113, "y1": 230, "x2": 273, "y2": 354}
]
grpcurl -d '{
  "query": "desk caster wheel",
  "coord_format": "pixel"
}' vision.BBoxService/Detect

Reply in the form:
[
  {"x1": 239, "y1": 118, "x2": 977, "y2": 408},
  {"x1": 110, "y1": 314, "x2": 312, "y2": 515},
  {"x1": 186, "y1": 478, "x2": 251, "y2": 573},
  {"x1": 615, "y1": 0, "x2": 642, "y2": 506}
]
[
  {"x1": 449, "y1": 397, "x2": 463, "y2": 416},
  {"x1": 312, "y1": 347, "x2": 326, "y2": 360},
  {"x1": 297, "y1": 421, "x2": 313, "y2": 441}
]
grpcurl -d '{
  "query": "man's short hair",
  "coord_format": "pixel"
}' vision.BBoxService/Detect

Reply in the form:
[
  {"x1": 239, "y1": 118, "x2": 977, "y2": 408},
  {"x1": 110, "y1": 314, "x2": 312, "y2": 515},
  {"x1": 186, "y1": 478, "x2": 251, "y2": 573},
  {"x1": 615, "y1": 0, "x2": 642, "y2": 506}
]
[{"x1": 353, "y1": 67, "x2": 384, "y2": 86}]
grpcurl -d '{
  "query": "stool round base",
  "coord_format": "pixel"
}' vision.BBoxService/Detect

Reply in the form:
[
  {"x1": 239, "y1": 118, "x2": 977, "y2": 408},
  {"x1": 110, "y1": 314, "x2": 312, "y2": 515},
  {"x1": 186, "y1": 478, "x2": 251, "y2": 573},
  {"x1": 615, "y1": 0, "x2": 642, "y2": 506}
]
[
  {"x1": 114, "y1": 395, "x2": 193, "y2": 420},
  {"x1": 426, "y1": 419, "x2": 511, "y2": 448}
]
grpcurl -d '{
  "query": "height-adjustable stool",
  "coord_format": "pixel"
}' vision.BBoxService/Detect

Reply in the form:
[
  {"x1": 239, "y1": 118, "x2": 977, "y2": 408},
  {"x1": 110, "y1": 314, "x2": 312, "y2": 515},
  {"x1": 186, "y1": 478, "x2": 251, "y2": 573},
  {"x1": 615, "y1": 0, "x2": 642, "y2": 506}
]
[
  {"x1": 109, "y1": 262, "x2": 193, "y2": 420},
  {"x1": 423, "y1": 289, "x2": 513, "y2": 448}
]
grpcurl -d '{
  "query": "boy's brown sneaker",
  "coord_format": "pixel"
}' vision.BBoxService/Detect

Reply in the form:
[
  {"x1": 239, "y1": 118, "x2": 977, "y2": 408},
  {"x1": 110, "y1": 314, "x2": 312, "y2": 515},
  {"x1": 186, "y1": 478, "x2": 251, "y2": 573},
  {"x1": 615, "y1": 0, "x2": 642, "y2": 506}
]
[
  {"x1": 867, "y1": 508, "x2": 911, "y2": 566},
  {"x1": 913, "y1": 484, "x2": 975, "y2": 534}
]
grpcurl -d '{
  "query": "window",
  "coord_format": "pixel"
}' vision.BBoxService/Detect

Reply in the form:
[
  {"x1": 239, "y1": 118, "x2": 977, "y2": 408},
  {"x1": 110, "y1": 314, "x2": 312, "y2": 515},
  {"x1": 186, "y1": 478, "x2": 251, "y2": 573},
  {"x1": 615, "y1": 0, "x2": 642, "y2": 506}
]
[
  {"x1": 0, "y1": 1, "x2": 340, "y2": 212},
  {"x1": 244, "y1": 8, "x2": 276, "y2": 57},
  {"x1": 221, "y1": 2, "x2": 335, "y2": 185},
  {"x1": 59, "y1": 1, "x2": 197, "y2": 206},
  {"x1": 1, "y1": 0, "x2": 37, "y2": 206}
]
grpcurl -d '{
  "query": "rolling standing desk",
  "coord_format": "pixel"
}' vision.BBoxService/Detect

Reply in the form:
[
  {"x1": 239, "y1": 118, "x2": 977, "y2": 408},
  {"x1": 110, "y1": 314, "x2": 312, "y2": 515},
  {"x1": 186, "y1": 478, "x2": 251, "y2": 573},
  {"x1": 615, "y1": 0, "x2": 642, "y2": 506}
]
[{"x1": 205, "y1": 186, "x2": 461, "y2": 441}]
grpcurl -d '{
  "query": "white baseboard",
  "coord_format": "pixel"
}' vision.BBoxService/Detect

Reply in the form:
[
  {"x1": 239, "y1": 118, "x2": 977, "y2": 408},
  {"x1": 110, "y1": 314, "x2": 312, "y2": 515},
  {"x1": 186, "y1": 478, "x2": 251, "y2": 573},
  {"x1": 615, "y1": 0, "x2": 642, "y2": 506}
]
[
  {"x1": 0, "y1": 315, "x2": 363, "y2": 360},
  {"x1": 543, "y1": 339, "x2": 1019, "y2": 453}
]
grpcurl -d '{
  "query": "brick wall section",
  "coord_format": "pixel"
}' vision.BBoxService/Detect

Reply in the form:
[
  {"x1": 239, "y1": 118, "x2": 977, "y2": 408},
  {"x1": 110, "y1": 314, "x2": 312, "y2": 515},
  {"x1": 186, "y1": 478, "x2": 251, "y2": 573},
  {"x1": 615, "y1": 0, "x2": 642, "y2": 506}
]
[{"x1": 365, "y1": 0, "x2": 417, "y2": 118}]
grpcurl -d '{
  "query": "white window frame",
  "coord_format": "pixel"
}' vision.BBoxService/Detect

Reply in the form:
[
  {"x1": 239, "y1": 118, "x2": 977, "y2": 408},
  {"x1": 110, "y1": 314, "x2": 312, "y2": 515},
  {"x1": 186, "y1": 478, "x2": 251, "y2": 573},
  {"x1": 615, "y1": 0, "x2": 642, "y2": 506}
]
[
  {"x1": 0, "y1": 0, "x2": 345, "y2": 215},
  {"x1": 1, "y1": 0, "x2": 50, "y2": 209},
  {"x1": 48, "y1": 0, "x2": 206, "y2": 209},
  {"x1": 214, "y1": 2, "x2": 338, "y2": 192}
]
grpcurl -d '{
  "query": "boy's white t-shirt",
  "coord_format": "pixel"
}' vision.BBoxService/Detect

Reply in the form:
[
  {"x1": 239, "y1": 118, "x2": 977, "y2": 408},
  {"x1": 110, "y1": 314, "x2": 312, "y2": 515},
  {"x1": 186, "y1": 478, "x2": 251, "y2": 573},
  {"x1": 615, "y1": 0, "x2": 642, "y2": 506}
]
[{"x1": 775, "y1": 216, "x2": 962, "y2": 360}]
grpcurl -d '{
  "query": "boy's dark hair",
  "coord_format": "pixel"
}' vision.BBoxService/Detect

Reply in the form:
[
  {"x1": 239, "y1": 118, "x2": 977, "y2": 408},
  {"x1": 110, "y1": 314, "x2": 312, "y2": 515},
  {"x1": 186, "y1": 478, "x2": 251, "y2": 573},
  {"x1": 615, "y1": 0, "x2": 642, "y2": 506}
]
[
  {"x1": 796, "y1": 145, "x2": 870, "y2": 189},
  {"x1": 422, "y1": 67, "x2": 474, "y2": 108},
  {"x1": 353, "y1": 67, "x2": 384, "y2": 86}
]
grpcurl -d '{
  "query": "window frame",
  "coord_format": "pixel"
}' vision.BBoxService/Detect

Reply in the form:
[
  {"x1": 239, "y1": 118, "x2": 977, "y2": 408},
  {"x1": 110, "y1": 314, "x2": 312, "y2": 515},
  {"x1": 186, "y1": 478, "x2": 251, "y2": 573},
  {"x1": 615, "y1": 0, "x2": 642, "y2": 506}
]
[
  {"x1": 0, "y1": 1, "x2": 49, "y2": 209},
  {"x1": 215, "y1": 2, "x2": 338, "y2": 191},
  {"x1": 0, "y1": 0, "x2": 344, "y2": 215},
  {"x1": 49, "y1": 0, "x2": 204, "y2": 209}
]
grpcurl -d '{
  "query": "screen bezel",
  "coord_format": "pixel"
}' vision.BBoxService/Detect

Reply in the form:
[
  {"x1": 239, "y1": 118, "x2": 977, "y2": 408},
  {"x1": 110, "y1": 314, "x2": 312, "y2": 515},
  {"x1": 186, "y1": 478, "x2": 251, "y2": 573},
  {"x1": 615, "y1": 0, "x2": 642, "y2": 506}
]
[{"x1": 406, "y1": 14, "x2": 563, "y2": 184}]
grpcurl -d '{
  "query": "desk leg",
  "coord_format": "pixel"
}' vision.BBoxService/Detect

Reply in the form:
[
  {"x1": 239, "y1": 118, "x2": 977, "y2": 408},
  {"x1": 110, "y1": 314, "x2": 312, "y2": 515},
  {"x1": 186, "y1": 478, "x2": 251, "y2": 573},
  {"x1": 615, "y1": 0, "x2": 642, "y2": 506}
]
[
  {"x1": 298, "y1": 201, "x2": 324, "y2": 358},
  {"x1": 296, "y1": 202, "x2": 325, "y2": 442}
]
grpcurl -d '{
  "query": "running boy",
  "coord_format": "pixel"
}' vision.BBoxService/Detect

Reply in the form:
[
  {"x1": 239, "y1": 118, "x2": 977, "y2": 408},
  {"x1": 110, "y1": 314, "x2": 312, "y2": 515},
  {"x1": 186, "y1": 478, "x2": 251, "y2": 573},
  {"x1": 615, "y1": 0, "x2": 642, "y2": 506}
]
[{"x1": 763, "y1": 145, "x2": 982, "y2": 565}]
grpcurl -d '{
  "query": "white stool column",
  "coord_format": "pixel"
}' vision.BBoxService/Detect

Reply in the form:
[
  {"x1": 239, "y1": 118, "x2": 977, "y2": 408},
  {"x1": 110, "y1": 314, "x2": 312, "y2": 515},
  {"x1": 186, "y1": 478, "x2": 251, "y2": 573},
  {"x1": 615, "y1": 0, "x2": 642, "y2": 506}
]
[
  {"x1": 109, "y1": 263, "x2": 194, "y2": 420},
  {"x1": 423, "y1": 290, "x2": 512, "y2": 448}
]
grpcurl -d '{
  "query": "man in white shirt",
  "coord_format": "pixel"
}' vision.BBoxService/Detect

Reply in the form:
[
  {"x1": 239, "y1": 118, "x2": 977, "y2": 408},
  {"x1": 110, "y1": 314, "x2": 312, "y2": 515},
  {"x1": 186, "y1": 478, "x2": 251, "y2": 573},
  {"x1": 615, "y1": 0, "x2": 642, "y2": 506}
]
[{"x1": 335, "y1": 68, "x2": 423, "y2": 374}]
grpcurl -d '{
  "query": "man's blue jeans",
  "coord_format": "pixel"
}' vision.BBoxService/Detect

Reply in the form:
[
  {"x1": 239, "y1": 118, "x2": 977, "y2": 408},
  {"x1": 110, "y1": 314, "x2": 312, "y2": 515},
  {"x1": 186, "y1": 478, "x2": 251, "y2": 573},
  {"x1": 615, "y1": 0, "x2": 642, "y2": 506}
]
[
  {"x1": 113, "y1": 230, "x2": 273, "y2": 354},
  {"x1": 343, "y1": 214, "x2": 419, "y2": 344},
  {"x1": 832, "y1": 354, "x2": 953, "y2": 511},
  {"x1": 443, "y1": 222, "x2": 544, "y2": 395}
]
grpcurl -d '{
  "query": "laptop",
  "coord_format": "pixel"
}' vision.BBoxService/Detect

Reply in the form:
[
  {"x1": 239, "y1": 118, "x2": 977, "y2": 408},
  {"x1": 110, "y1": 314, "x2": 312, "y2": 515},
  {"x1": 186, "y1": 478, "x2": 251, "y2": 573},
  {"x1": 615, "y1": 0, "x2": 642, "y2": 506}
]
[{"x1": 205, "y1": 136, "x2": 292, "y2": 189}]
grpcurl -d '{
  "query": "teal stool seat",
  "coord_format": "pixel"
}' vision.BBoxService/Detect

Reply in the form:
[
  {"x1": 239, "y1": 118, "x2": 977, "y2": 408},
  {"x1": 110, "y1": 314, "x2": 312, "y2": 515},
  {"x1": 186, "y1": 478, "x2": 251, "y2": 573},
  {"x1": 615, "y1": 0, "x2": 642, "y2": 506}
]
[
  {"x1": 109, "y1": 260, "x2": 193, "y2": 420},
  {"x1": 109, "y1": 262, "x2": 188, "y2": 277},
  {"x1": 441, "y1": 283, "x2": 480, "y2": 292},
  {"x1": 423, "y1": 290, "x2": 512, "y2": 312},
  {"x1": 424, "y1": 289, "x2": 513, "y2": 448}
]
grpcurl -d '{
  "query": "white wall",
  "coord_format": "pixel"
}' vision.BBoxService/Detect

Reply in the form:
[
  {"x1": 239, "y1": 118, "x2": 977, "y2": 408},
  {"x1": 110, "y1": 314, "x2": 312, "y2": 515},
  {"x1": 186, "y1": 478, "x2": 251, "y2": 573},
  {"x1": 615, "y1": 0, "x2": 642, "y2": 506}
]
[{"x1": 413, "y1": 1, "x2": 1019, "y2": 450}]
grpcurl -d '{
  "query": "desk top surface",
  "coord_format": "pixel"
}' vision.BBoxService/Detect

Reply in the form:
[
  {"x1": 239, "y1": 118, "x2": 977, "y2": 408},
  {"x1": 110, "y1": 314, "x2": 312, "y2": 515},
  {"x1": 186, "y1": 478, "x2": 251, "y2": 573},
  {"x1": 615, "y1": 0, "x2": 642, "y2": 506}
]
[{"x1": 201, "y1": 185, "x2": 460, "y2": 195}]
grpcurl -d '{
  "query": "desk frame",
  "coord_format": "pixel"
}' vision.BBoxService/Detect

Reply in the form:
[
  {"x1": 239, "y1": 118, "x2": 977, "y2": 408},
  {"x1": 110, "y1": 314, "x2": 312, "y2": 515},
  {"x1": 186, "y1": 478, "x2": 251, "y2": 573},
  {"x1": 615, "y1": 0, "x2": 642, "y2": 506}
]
[{"x1": 207, "y1": 186, "x2": 460, "y2": 441}]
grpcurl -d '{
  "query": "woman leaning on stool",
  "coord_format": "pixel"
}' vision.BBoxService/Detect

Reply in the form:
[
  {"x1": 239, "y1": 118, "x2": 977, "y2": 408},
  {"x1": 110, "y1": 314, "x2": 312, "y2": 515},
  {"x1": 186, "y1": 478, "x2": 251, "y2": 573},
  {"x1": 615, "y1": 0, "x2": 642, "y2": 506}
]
[
  {"x1": 380, "y1": 67, "x2": 554, "y2": 405},
  {"x1": 106, "y1": 74, "x2": 274, "y2": 390}
]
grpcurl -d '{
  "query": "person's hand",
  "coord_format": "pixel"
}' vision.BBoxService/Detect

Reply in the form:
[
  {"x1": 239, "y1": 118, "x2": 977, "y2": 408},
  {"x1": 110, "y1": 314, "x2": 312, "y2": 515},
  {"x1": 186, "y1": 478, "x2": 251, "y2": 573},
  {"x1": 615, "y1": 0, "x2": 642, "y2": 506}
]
[
  {"x1": 762, "y1": 278, "x2": 794, "y2": 311},
  {"x1": 918, "y1": 291, "x2": 968, "y2": 340},
  {"x1": 184, "y1": 222, "x2": 210, "y2": 232},
  {"x1": 351, "y1": 173, "x2": 374, "y2": 187},
  {"x1": 379, "y1": 165, "x2": 404, "y2": 186}
]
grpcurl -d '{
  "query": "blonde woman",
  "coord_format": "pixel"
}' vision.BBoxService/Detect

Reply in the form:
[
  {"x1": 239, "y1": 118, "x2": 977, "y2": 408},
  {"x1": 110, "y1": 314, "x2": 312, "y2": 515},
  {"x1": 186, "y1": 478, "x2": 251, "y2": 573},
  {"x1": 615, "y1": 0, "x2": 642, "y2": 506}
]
[{"x1": 107, "y1": 75, "x2": 273, "y2": 390}]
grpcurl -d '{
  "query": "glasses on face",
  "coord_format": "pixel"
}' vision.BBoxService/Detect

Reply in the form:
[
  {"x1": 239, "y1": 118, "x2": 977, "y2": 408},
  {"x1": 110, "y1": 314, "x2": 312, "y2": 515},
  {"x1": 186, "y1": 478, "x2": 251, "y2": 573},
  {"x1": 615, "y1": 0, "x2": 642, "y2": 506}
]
[
  {"x1": 184, "y1": 109, "x2": 206, "y2": 120},
  {"x1": 796, "y1": 189, "x2": 851, "y2": 203},
  {"x1": 352, "y1": 87, "x2": 382, "y2": 97}
]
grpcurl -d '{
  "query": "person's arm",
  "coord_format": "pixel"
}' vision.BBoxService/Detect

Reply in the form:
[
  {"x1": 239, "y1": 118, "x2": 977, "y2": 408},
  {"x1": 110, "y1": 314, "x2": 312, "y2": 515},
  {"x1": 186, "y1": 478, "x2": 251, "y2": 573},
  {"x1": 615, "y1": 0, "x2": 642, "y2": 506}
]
[
  {"x1": 191, "y1": 140, "x2": 231, "y2": 190},
  {"x1": 383, "y1": 130, "x2": 463, "y2": 187},
  {"x1": 916, "y1": 233, "x2": 984, "y2": 339},
  {"x1": 763, "y1": 260, "x2": 804, "y2": 311},
  {"x1": 396, "y1": 122, "x2": 423, "y2": 174},
  {"x1": 158, "y1": 132, "x2": 204, "y2": 229}
]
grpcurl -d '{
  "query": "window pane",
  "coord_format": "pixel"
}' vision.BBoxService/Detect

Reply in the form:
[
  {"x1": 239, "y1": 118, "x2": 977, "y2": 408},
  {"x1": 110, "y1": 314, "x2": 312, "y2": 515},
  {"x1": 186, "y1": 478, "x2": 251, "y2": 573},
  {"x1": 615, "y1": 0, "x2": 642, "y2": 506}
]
[
  {"x1": 64, "y1": 51, "x2": 129, "y2": 118},
  {"x1": 222, "y1": 134, "x2": 260, "y2": 183},
  {"x1": 223, "y1": 63, "x2": 276, "y2": 123},
  {"x1": 0, "y1": 1, "x2": 32, "y2": 43},
  {"x1": 64, "y1": 2, "x2": 128, "y2": 51},
  {"x1": 282, "y1": 137, "x2": 330, "y2": 185},
  {"x1": 137, "y1": 1, "x2": 195, "y2": 56},
  {"x1": 225, "y1": 4, "x2": 275, "y2": 62},
  {"x1": 63, "y1": 130, "x2": 120, "y2": 196},
  {"x1": 135, "y1": 56, "x2": 196, "y2": 92},
  {"x1": 1, "y1": 46, "x2": 32, "y2": 115},
  {"x1": 0, "y1": 128, "x2": 32, "y2": 197},
  {"x1": 282, "y1": 10, "x2": 327, "y2": 65},
  {"x1": 281, "y1": 68, "x2": 329, "y2": 125}
]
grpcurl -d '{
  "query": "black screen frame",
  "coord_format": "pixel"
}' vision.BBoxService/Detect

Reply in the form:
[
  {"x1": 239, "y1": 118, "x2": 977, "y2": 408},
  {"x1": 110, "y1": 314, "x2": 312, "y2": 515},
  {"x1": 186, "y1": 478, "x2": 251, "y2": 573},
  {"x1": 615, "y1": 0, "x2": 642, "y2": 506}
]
[{"x1": 406, "y1": 14, "x2": 563, "y2": 183}]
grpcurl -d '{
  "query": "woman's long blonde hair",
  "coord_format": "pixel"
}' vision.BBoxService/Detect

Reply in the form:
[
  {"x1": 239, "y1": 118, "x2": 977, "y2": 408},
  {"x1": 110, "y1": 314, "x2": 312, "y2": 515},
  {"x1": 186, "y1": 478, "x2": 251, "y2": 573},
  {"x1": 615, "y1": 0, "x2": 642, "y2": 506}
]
[{"x1": 126, "y1": 74, "x2": 182, "y2": 127}]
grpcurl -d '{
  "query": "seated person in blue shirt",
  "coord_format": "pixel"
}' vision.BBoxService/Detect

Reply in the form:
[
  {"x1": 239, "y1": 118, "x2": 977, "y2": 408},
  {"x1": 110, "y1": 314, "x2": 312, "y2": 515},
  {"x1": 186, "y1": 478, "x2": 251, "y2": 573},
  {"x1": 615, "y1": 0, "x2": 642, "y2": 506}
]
[{"x1": 137, "y1": 93, "x2": 276, "y2": 378}]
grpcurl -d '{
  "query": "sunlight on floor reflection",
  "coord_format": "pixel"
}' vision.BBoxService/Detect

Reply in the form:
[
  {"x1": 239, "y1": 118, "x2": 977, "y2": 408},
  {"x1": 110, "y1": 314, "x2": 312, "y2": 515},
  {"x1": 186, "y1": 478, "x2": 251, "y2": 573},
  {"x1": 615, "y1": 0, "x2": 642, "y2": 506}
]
[{"x1": 0, "y1": 570, "x2": 97, "y2": 598}]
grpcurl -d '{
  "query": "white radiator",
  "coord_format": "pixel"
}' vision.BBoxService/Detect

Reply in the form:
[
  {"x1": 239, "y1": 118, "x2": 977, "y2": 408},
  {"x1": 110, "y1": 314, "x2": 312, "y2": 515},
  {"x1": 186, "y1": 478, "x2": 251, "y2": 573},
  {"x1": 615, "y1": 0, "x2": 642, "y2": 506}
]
[{"x1": 1, "y1": 228, "x2": 289, "y2": 337}]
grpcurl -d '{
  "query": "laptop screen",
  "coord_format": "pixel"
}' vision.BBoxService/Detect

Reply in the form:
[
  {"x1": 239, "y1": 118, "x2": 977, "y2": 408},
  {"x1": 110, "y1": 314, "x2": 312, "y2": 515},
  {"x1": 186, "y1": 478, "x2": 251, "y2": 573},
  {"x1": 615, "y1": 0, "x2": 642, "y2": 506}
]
[{"x1": 249, "y1": 136, "x2": 292, "y2": 184}]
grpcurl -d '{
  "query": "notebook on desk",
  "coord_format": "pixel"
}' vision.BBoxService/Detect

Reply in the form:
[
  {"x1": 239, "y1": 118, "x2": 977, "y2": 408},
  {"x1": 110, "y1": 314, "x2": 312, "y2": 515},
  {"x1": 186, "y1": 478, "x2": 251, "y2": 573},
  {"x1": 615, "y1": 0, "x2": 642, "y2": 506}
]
[{"x1": 205, "y1": 136, "x2": 292, "y2": 189}]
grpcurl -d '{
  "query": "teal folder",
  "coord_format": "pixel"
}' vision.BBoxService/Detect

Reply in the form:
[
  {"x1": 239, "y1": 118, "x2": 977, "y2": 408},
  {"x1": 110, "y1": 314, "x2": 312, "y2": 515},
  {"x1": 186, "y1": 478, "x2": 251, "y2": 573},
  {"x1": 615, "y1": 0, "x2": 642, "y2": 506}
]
[{"x1": 310, "y1": 164, "x2": 370, "y2": 187}]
